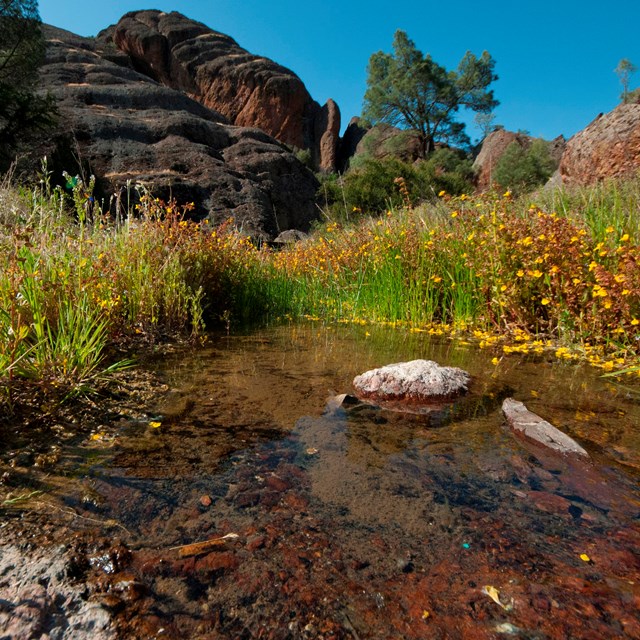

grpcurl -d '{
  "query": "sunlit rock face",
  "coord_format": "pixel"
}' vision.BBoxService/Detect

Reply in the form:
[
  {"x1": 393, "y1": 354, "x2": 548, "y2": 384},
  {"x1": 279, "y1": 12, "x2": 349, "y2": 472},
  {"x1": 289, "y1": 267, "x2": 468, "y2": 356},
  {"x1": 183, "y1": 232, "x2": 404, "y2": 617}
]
[
  {"x1": 559, "y1": 102, "x2": 640, "y2": 186},
  {"x1": 102, "y1": 10, "x2": 340, "y2": 172},
  {"x1": 37, "y1": 18, "x2": 323, "y2": 240}
]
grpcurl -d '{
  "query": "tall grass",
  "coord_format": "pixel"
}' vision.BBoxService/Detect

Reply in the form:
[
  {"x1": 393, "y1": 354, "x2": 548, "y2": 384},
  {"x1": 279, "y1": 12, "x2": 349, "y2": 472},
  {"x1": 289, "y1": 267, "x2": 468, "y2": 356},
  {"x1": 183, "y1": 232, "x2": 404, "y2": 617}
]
[
  {"x1": 539, "y1": 177, "x2": 640, "y2": 241},
  {"x1": 269, "y1": 189, "x2": 640, "y2": 369},
  {"x1": 1, "y1": 170, "x2": 639, "y2": 411},
  {"x1": 0, "y1": 175, "x2": 284, "y2": 406}
]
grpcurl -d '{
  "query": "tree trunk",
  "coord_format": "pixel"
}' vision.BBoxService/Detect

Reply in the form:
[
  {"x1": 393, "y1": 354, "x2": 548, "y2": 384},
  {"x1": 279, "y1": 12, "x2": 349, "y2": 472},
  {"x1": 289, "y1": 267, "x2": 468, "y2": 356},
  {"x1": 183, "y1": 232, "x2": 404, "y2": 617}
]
[{"x1": 420, "y1": 134, "x2": 435, "y2": 158}]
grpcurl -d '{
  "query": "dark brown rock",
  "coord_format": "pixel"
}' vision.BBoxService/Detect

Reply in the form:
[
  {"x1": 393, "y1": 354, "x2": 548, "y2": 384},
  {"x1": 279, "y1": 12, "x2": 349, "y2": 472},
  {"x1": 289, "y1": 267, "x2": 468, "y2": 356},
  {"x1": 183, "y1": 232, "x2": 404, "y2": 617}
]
[
  {"x1": 38, "y1": 24, "x2": 320, "y2": 240},
  {"x1": 559, "y1": 102, "x2": 640, "y2": 185},
  {"x1": 99, "y1": 10, "x2": 340, "y2": 171},
  {"x1": 337, "y1": 116, "x2": 368, "y2": 172},
  {"x1": 502, "y1": 398, "x2": 589, "y2": 457}
]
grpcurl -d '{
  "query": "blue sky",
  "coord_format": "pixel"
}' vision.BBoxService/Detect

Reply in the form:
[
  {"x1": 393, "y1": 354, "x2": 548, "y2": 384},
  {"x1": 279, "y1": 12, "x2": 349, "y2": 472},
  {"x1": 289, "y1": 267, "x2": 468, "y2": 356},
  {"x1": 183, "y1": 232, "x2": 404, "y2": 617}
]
[{"x1": 39, "y1": 0, "x2": 640, "y2": 143}]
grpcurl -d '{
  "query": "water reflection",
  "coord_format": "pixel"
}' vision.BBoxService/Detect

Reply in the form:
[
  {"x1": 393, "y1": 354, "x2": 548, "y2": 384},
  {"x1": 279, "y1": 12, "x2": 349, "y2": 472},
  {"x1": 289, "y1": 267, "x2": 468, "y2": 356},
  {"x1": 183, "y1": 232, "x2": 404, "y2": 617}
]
[{"x1": 4, "y1": 322, "x2": 640, "y2": 639}]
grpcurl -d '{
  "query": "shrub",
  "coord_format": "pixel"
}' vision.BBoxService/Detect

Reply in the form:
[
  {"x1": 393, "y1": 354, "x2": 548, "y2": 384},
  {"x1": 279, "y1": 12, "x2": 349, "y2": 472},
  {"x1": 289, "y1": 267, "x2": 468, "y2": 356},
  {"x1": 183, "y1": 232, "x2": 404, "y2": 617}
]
[
  {"x1": 320, "y1": 150, "x2": 474, "y2": 220},
  {"x1": 415, "y1": 148, "x2": 475, "y2": 199},
  {"x1": 493, "y1": 139, "x2": 557, "y2": 195}
]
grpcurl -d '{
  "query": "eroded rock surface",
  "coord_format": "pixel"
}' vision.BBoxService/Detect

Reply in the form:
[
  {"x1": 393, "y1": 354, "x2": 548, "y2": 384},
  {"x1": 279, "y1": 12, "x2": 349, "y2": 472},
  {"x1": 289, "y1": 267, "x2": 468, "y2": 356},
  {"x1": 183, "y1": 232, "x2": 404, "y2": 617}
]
[
  {"x1": 38, "y1": 23, "x2": 320, "y2": 240},
  {"x1": 502, "y1": 398, "x2": 589, "y2": 458},
  {"x1": 473, "y1": 130, "x2": 565, "y2": 191},
  {"x1": 0, "y1": 544, "x2": 115, "y2": 639},
  {"x1": 560, "y1": 102, "x2": 640, "y2": 185},
  {"x1": 353, "y1": 360, "x2": 470, "y2": 405},
  {"x1": 99, "y1": 10, "x2": 340, "y2": 171}
]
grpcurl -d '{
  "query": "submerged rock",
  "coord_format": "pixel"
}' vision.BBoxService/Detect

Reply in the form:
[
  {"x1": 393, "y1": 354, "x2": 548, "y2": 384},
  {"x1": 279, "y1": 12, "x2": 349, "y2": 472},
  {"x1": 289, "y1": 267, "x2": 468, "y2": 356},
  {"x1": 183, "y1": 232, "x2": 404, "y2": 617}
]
[
  {"x1": 353, "y1": 360, "x2": 470, "y2": 405},
  {"x1": 0, "y1": 545, "x2": 115, "y2": 639},
  {"x1": 502, "y1": 398, "x2": 589, "y2": 458}
]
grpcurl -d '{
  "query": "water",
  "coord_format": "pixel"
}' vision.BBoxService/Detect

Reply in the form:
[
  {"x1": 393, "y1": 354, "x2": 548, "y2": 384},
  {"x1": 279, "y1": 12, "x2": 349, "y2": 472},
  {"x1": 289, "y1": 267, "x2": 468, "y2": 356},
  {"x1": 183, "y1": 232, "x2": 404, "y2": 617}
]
[{"x1": 4, "y1": 323, "x2": 640, "y2": 638}]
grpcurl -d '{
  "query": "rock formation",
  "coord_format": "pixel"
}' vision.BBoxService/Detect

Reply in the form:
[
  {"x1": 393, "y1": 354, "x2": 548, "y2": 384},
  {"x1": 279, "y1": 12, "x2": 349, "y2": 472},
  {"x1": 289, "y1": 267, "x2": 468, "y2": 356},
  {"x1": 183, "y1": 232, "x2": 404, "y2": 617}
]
[
  {"x1": 339, "y1": 120, "x2": 423, "y2": 171},
  {"x1": 473, "y1": 130, "x2": 526, "y2": 191},
  {"x1": 337, "y1": 117, "x2": 368, "y2": 172},
  {"x1": 502, "y1": 398, "x2": 589, "y2": 457},
  {"x1": 353, "y1": 360, "x2": 470, "y2": 406},
  {"x1": 98, "y1": 10, "x2": 340, "y2": 172},
  {"x1": 38, "y1": 24, "x2": 320, "y2": 240},
  {"x1": 559, "y1": 102, "x2": 640, "y2": 185},
  {"x1": 473, "y1": 130, "x2": 565, "y2": 191}
]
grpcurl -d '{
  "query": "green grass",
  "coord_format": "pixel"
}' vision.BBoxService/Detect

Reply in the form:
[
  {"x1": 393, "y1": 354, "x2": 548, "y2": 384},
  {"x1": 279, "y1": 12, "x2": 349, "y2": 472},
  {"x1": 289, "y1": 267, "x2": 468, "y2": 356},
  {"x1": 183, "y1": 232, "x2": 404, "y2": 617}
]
[{"x1": 2, "y1": 171, "x2": 640, "y2": 412}]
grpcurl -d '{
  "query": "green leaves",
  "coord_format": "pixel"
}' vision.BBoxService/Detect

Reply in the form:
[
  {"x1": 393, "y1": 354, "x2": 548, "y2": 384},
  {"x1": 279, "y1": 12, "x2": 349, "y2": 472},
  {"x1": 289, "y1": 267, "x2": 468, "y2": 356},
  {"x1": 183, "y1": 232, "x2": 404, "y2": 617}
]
[
  {"x1": 0, "y1": 0, "x2": 56, "y2": 171},
  {"x1": 363, "y1": 29, "x2": 498, "y2": 157}
]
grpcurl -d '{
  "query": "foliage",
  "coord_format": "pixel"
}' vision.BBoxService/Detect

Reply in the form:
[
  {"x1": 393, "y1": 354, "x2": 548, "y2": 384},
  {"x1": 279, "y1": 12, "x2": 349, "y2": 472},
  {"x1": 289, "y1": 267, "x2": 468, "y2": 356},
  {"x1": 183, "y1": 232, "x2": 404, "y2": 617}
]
[
  {"x1": 493, "y1": 139, "x2": 557, "y2": 195},
  {"x1": 320, "y1": 151, "x2": 474, "y2": 220},
  {"x1": 0, "y1": 173, "x2": 285, "y2": 406},
  {"x1": 337, "y1": 157, "x2": 417, "y2": 216},
  {"x1": 474, "y1": 112, "x2": 497, "y2": 141},
  {"x1": 414, "y1": 148, "x2": 475, "y2": 199},
  {"x1": 269, "y1": 188, "x2": 640, "y2": 372},
  {"x1": 362, "y1": 29, "x2": 498, "y2": 157},
  {"x1": 0, "y1": 0, "x2": 56, "y2": 172},
  {"x1": 293, "y1": 147, "x2": 313, "y2": 170}
]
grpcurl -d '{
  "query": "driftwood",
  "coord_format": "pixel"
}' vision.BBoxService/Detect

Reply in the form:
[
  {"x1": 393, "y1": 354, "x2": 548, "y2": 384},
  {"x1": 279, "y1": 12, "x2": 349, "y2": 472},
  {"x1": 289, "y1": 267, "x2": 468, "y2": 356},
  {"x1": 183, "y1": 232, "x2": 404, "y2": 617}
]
[{"x1": 170, "y1": 533, "x2": 240, "y2": 558}]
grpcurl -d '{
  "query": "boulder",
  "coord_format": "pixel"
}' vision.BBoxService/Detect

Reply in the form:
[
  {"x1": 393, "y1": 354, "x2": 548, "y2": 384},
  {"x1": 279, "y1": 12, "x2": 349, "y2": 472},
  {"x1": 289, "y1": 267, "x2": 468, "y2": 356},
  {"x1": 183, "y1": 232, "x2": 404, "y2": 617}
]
[
  {"x1": 37, "y1": 25, "x2": 319, "y2": 240},
  {"x1": 559, "y1": 102, "x2": 640, "y2": 185},
  {"x1": 473, "y1": 130, "x2": 565, "y2": 191},
  {"x1": 272, "y1": 229, "x2": 309, "y2": 245},
  {"x1": 351, "y1": 123, "x2": 423, "y2": 166},
  {"x1": 353, "y1": 360, "x2": 470, "y2": 405},
  {"x1": 502, "y1": 398, "x2": 589, "y2": 458},
  {"x1": 473, "y1": 129, "x2": 528, "y2": 191},
  {"x1": 98, "y1": 10, "x2": 340, "y2": 172}
]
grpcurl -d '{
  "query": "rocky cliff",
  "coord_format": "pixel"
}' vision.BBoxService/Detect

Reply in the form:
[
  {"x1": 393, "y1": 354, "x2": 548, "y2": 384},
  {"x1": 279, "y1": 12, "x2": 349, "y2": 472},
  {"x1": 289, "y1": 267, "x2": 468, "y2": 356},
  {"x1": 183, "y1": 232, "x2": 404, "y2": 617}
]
[
  {"x1": 559, "y1": 102, "x2": 640, "y2": 185},
  {"x1": 98, "y1": 10, "x2": 340, "y2": 172},
  {"x1": 38, "y1": 21, "x2": 323, "y2": 240}
]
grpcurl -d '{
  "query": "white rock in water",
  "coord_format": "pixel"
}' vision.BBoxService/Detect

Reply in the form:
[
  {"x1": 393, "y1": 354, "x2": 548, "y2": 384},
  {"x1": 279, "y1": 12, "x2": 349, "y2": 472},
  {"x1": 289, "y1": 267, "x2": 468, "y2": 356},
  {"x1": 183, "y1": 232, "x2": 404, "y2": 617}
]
[
  {"x1": 502, "y1": 398, "x2": 589, "y2": 458},
  {"x1": 353, "y1": 359, "x2": 470, "y2": 402}
]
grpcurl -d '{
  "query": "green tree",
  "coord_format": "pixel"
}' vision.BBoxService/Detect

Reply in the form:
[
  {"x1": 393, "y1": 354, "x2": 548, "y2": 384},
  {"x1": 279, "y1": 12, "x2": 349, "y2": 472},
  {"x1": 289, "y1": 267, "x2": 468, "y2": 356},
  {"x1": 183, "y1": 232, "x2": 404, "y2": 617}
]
[
  {"x1": 615, "y1": 58, "x2": 637, "y2": 103},
  {"x1": 363, "y1": 30, "x2": 498, "y2": 158},
  {"x1": 0, "y1": 0, "x2": 55, "y2": 172}
]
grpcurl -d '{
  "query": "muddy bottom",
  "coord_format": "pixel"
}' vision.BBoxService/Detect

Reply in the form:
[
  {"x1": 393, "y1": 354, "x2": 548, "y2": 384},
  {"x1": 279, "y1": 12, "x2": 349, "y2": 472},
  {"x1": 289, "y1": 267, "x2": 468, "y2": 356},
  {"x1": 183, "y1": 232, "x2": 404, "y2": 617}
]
[{"x1": 1, "y1": 323, "x2": 640, "y2": 639}]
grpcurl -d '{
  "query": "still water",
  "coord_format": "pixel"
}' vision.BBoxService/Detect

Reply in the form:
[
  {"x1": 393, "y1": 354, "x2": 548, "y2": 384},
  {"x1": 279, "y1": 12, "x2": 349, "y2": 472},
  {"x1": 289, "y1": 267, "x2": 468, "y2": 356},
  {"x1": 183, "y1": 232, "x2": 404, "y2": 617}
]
[{"x1": 12, "y1": 323, "x2": 640, "y2": 638}]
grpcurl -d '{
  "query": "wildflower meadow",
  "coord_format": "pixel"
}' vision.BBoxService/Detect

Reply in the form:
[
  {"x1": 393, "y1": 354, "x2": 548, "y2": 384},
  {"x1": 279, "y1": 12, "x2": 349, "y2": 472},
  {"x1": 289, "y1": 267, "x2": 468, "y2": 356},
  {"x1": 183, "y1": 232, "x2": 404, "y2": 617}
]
[{"x1": 1, "y1": 169, "x2": 639, "y2": 408}]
